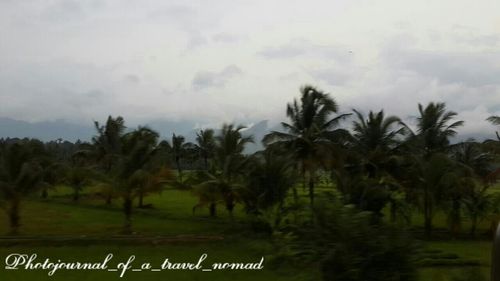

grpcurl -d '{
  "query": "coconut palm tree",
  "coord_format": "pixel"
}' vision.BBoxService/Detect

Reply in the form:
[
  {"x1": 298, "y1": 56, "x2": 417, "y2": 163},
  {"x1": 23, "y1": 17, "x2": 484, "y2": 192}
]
[
  {"x1": 0, "y1": 140, "x2": 45, "y2": 234},
  {"x1": 170, "y1": 134, "x2": 187, "y2": 181},
  {"x1": 243, "y1": 149, "x2": 297, "y2": 215},
  {"x1": 194, "y1": 124, "x2": 253, "y2": 218},
  {"x1": 463, "y1": 186, "x2": 491, "y2": 237},
  {"x1": 263, "y1": 85, "x2": 350, "y2": 206},
  {"x1": 214, "y1": 124, "x2": 253, "y2": 216},
  {"x1": 62, "y1": 150, "x2": 95, "y2": 202},
  {"x1": 407, "y1": 153, "x2": 459, "y2": 238},
  {"x1": 451, "y1": 141, "x2": 494, "y2": 180},
  {"x1": 116, "y1": 126, "x2": 171, "y2": 233},
  {"x1": 415, "y1": 102, "x2": 464, "y2": 156},
  {"x1": 195, "y1": 129, "x2": 215, "y2": 170},
  {"x1": 92, "y1": 116, "x2": 126, "y2": 204},
  {"x1": 351, "y1": 109, "x2": 406, "y2": 178}
]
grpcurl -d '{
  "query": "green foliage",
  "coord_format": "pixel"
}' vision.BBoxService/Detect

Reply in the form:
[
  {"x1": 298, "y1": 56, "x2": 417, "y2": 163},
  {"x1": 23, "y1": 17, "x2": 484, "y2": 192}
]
[
  {"x1": 192, "y1": 123, "x2": 253, "y2": 217},
  {"x1": 195, "y1": 129, "x2": 216, "y2": 170},
  {"x1": 242, "y1": 150, "x2": 297, "y2": 214},
  {"x1": 415, "y1": 102, "x2": 464, "y2": 155},
  {"x1": 263, "y1": 85, "x2": 350, "y2": 206},
  {"x1": 272, "y1": 201, "x2": 417, "y2": 281},
  {"x1": 0, "y1": 139, "x2": 49, "y2": 234}
]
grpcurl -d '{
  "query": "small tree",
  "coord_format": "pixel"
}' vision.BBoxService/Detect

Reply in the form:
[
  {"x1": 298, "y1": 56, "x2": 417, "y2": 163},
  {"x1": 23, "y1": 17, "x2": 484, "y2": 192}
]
[{"x1": 0, "y1": 140, "x2": 46, "y2": 234}]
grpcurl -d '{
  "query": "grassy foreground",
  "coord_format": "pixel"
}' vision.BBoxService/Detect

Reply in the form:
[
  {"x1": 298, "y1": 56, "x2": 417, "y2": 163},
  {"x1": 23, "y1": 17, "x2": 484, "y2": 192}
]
[{"x1": 0, "y1": 186, "x2": 494, "y2": 281}]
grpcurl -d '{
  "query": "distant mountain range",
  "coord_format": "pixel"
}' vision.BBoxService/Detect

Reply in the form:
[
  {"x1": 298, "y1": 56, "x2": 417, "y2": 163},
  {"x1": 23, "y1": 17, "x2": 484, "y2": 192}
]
[
  {"x1": 0, "y1": 117, "x2": 278, "y2": 153},
  {"x1": 1, "y1": 117, "x2": 493, "y2": 152},
  {"x1": 0, "y1": 117, "x2": 95, "y2": 142}
]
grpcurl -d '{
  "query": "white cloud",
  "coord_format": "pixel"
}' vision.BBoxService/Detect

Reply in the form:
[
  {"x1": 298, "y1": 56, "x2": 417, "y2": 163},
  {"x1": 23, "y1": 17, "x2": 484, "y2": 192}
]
[
  {"x1": 192, "y1": 65, "x2": 243, "y2": 90},
  {"x1": 0, "y1": 0, "x2": 500, "y2": 139}
]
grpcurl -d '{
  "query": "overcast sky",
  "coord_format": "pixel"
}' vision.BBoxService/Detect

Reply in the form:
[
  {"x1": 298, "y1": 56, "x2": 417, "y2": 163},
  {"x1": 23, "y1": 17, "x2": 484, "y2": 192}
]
[{"x1": 1, "y1": 0, "x2": 499, "y2": 138}]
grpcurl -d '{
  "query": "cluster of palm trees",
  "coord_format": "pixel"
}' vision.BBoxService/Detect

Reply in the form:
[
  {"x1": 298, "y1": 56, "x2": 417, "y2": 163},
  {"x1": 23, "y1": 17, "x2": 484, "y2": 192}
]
[{"x1": 0, "y1": 84, "x2": 499, "y2": 238}]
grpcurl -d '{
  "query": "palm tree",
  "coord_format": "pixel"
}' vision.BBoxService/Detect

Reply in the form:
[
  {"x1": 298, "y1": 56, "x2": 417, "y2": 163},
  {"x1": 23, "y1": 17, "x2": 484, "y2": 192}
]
[
  {"x1": 243, "y1": 149, "x2": 297, "y2": 216},
  {"x1": 215, "y1": 124, "x2": 253, "y2": 216},
  {"x1": 63, "y1": 150, "x2": 94, "y2": 202},
  {"x1": 195, "y1": 129, "x2": 215, "y2": 170},
  {"x1": 194, "y1": 124, "x2": 253, "y2": 217},
  {"x1": 415, "y1": 102, "x2": 464, "y2": 156},
  {"x1": 487, "y1": 115, "x2": 500, "y2": 140},
  {"x1": 463, "y1": 186, "x2": 491, "y2": 237},
  {"x1": 450, "y1": 141, "x2": 495, "y2": 237},
  {"x1": 39, "y1": 159, "x2": 61, "y2": 199},
  {"x1": 0, "y1": 140, "x2": 45, "y2": 234},
  {"x1": 351, "y1": 109, "x2": 406, "y2": 177},
  {"x1": 451, "y1": 141, "x2": 494, "y2": 180},
  {"x1": 408, "y1": 153, "x2": 459, "y2": 238},
  {"x1": 264, "y1": 85, "x2": 350, "y2": 206},
  {"x1": 66, "y1": 166, "x2": 91, "y2": 202},
  {"x1": 116, "y1": 126, "x2": 171, "y2": 233},
  {"x1": 170, "y1": 134, "x2": 187, "y2": 181},
  {"x1": 192, "y1": 174, "x2": 228, "y2": 217},
  {"x1": 401, "y1": 103, "x2": 464, "y2": 237},
  {"x1": 92, "y1": 116, "x2": 126, "y2": 204}
]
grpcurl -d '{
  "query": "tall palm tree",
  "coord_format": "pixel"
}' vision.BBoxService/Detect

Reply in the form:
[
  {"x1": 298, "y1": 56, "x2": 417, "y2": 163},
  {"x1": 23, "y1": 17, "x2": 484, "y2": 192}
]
[
  {"x1": 264, "y1": 85, "x2": 350, "y2": 206},
  {"x1": 415, "y1": 102, "x2": 464, "y2": 156},
  {"x1": 351, "y1": 109, "x2": 406, "y2": 177},
  {"x1": 92, "y1": 116, "x2": 126, "y2": 204},
  {"x1": 116, "y1": 126, "x2": 171, "y2": 233},
  {"x1": 0, "y1": 140, "x2": 45, "y2": 234},
  {"x1": 451, "y1": 141, "x2": 494, "y2": 180},
  {"x1": 170, "y1": 134, "x2": 187, "y2": 181},
  {"x1": 407, "y1": 153, "x2": 459, "y2": 238},
  {"x1": 194, "y1": 124, "x2": 253, "y2": 217},
  {"x1": 243, "y1": 149, "x2": 297, "y2": 215},
  {"x1": 215, "y1": 124, "x2": 253, "y2": 216},
  {"x1": 195, "y1": 129, "x2": 215, "y2": 170}
]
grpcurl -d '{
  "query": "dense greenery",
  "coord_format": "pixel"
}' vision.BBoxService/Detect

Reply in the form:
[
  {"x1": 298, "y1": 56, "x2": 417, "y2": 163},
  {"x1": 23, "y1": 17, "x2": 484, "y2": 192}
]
[{"x1": 0, "y1": 85, "x2": 499, "y2": 280}]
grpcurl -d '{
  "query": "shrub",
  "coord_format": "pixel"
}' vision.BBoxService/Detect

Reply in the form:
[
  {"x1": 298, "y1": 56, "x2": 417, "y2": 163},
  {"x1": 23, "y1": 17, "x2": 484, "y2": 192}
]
[{"x1": 274, "y1": 201, "x2": 417, "y2": 281}]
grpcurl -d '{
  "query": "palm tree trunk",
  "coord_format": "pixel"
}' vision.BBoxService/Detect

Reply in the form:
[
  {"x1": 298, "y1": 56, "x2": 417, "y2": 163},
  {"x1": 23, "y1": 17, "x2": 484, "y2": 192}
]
[
  {"x1": 450, "y1": 200, "x2": 461, "y2": 238},
  {"x1": 204, "y1": 156, "x2": 209, "y2": 170},
  {"x1": 424, "y1": 185, "x2": 432, "y2": 238},
  {"x1": 308, "y1": 170, "x2": 315, "y2": 207},
  {"x1": 302, "y1": 166, "x2": 306, "y2": 192},
  {"x1": 209, "y1": 203, "x2": 216, "y2": 217},
  {"x1": 176, "y1": 158, "x2": 183, "y2": 182},
  {"x1": 123, "y1": 195, "x2": 133, "y2": 234},
  {"x1": 8, "y1": 197, "x2": 20, "y2": 235}
]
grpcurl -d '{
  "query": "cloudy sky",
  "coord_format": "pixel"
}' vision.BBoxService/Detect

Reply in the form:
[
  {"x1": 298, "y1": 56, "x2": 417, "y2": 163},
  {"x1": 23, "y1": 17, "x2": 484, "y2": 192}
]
[{"x1": 1, "y1": 0, "x2": 500, "y2": 138}]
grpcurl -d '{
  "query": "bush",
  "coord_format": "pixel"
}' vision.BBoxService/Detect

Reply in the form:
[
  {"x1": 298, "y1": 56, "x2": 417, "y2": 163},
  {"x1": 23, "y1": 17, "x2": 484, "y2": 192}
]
[{"x1": 275, "y1": 201, "x2": 418, "y2": 281}]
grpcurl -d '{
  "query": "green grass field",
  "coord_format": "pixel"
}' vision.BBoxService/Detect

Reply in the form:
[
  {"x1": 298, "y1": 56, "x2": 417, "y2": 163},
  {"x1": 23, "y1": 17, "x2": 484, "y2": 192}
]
[{"x1": 0, "y1": 185, "x2": 495, "y2": 281}]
